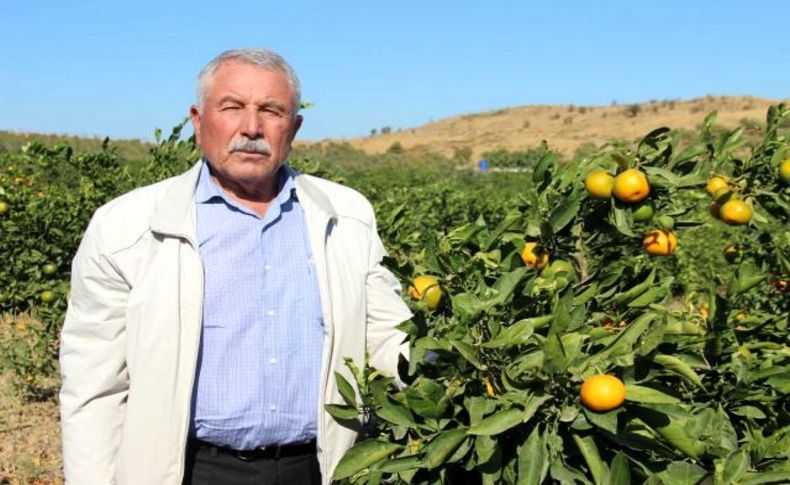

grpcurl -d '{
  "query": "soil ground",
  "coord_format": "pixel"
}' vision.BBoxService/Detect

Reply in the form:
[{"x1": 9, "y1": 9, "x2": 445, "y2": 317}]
[{"x1": 0, "y1": 374, "x2": 62, "y2": 485}]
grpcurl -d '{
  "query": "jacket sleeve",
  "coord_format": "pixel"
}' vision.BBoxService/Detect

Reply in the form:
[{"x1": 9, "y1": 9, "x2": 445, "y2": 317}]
[
  {"x1": 59, "y1": 211, "x2": 130, "y2": 484},
  {"x1": 364, "y1": 216, "x2": 412, "y2": 384}
]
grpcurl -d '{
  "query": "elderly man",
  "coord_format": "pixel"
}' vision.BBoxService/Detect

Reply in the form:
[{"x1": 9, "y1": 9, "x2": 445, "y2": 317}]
[{"x1": 59, "y1": 48, "x2": 411, "y2": 484}]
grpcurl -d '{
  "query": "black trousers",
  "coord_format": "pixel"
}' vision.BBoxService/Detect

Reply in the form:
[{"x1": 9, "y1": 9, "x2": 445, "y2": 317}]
[{"x1": 182, "y1": 442, "x2": 322, "y2": 485}]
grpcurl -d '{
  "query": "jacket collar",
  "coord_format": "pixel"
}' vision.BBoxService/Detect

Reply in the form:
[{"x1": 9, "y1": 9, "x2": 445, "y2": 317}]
[{"x1": 150, "y1": 160, "x2": 338, "y2": 239}]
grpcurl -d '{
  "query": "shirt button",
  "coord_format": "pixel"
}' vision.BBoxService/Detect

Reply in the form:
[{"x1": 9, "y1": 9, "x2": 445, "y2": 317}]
[
  {"x1": 269, "y1": 405, "x2": 277, "y2": 412},
  {"x1": 269, "y1": 358, "x2": 278, "y2": 364},
  {"x1": 264, "y1": 264, "x2": 271, "y2": 271},
  {"x1": 267, "y1": 310, "x2": 275, "y2": 316}
]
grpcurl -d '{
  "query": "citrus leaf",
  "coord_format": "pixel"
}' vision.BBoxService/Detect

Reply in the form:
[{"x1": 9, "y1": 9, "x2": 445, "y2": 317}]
[
  {"x1": 324, "y1": 403, "x2": 359, "y2": 420},
  {"x1": 549, "y1": 195, "x2": 581, "y2": 233},
  {"x1": 719, "y1": 449, "x2": 750, "y2": 484},
  {"x1": 583, "y1": 407, "x2": 622, "y2": 435},
  {"x1": 521, "y1": 394, "x2": 552, "y2": 427},
  {"x1": 740, "y1": 471, "x2": 790, "y2": 485},
  {"x1": 475, "y1": 434, "x2": 497, "y2": 463},
  {"x1": 335, "y1": 371, "x2": 357, "y2": 407},
  {"x1": 376, "y1": 397, "x2": 416, "y2": 427},
  {"x1": 611, "y1": 204, "x2": 638, "y2": 237},
  {"x1": 727, "y1": 260, "x2": 766, "y2": 295},
  {"x1": 625, "y1": 384, "x2": 680, "y2": 404},
  {"x1": 333, "y1": 440, "x2": 402, "y2": 480},
  {"x1": 572, "y1": 433, "x2": 608, "y2": 485},
  {"x1": 450, "y1": 339, "x2": 487, "y2": 370},
  {"x1": 482, "y1": 318, "x2": 535, "y2": 349},
  {"x1": 653, "y1": 354, "x2": 705, "y2": 389},
  {"x1": 609, "y1": 452, "x2": 630, "y2": 485},
  {"x1": 517, "y1": 426, "x2": 547, "y2": 485},
  {"x1": 377, "y1": 455, "x2": 422, "y2": 473},
  {"x1": 611, "y1": 268, "x2": 656, "y2": 305},
  {"x1": 490, "y1": 267, "x2": 528, "y2": 304},
  {"x1": 634, "y1": 406, "x2": 705, "y2": 459},
  {"x1": 656, "y1": 461, "x2": 707, "y2": 485},
  {"x1": 422, "y1": 428, "x2": 468, "y2": 469},
  {"x1": 543, "y1": 331, "x2": 568, "y2": 374},
  {"x1": 468, "y1": 407, "x2": 524, "y2": 436},
  {"x1": 627, "y1": 286, "x2": 665, "y2": 308}
]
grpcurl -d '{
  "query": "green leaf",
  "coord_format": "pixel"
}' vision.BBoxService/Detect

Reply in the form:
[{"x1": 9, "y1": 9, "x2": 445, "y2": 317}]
[
  {"x1": 333, "y1": 440, "x2": 402, "y2": 480},
  {"x1": 549, "y1": 455, "x2": 593, "y2": 484},
  {"x1": 549, "y1": 194, "x2": 581, "y2": 233},
  {"x1": 422, "y1": 428, "x2": 468, "y2": 469},
  {"x1": 376, "y1": 397, "x2": 416, "y2": 427},
  {"x1": 482, "y1": 318, "x2": 535, "y2": 349},
  {"x1": 490, "y1": 267, "x2": 528, "y2": 304},
  {"x1": 517, "y1": 426, "x2": 547, "y2": 485},
  {"x1": 450, "y1": 339, "x2": 487, "y2": 370},
  {"x1": 656, "y1": 461, "x2": 707, "y2": 485},
  {"x1": 727, "y1": 260, "x2": 766, "y2": 295},
  {"x1": 627, "y1": 286, "x2": 665, "y2": 308},
  {"x1": 572, "y1": 433, "x2": 608, "y2": 485},
  {"x1": 324, "y1": 403, "x2": 359, "y2": 420},
  {"x1": 577, "y1": 313, "x2": 654, "y2": 373},
  {"x1": 731, "y1": 406, "x2": 767, "y2": 419},
  {"x1": 609, "y1": 452, "x2": 631, "y2": 485},
  {"x1": 740, "y1": 471, "x2": 790, "y2": 485},
  {"x1": 451, "y1": 292, "x2": 487, "y2": 321},
  {"x1": 643, "y1": 166, "x2": 682, "y2": 187},
  {"x1": 465, "y1": 396, "x2": 497, "y2": 425},
  {"x1": 523, "y1": 394, "x2": 552, "y2": 423},
  {"x1": 475, "y1": 434, "x2": 498, "y2": 463},
  {"x1": 583, "y1": 407, "x2": 622, "y2": 435},
  {"x1": 720, "y1": 449, "x2": 750, "y2": 484},
  {"x1": 765, "y1": 375, "x2": 790, "y2": 392},
  {"x1": 335, "y1": 371, "x2": 357, "y2": 407},
  {"x1": 611, "y1": 269, "x2": 656, "y2": 305},
  {"x1": 405, "y1": 379, "x2": 443, "y2": 419},
  {"x1": 543, "y1": 331, "x2": 568, "y2": 374},
  {"x1": 634, "y1": 406, "x2": 705, "y2": 459},
  {"x1": 653, "y1": 354, "x2": 705, "y2": 389},
  {"x1": 377, "y1": 455, "x2": 421, "y2": 474},
  {"x1": 607, "y1": 313, "x2": 654, "y2": 357},
  {"x1": 611, "y1": 203, "x2": 638, "y2": 237},
  {"x1": 625, "y1": 384, "x2": 680, "y2": 404},
  {"x1": 468, "y1": 407, "x2": 524, "y2": 436}
]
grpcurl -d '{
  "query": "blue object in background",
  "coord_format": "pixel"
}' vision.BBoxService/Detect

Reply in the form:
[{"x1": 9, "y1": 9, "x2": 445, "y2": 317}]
[{"x1": 479, "y1": 159, "x2": 489, "y2": 172}]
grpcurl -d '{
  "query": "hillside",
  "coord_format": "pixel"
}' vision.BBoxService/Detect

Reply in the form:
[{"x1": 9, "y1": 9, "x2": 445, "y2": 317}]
[
  {"x1": 3, "y1": 96, "x2": 785, "y2": 165},
  {"x1": 322, "y1": 96, "x2": 785, "y2": 160}
]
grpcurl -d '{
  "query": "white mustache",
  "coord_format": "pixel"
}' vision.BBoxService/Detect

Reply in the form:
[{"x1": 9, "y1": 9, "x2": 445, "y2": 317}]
[{"x1": 229, "y1": 138, "x2": 272, "y2": 155}]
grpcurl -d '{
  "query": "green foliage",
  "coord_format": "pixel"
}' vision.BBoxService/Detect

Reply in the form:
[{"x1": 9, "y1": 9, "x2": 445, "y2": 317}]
[
  {"x1": 328, "y1": 105, "x2": 790, "y2": 484},
  {"x1": 481, "y1": 142, "x2": 559, "y2": 169},
  {"x1": 0, "y1": 122, "x2": 198, "y2": 395}
]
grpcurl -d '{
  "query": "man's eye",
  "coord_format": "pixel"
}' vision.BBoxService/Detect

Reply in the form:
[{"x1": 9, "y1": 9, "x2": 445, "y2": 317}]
[{"x1": 221, "y1": 105, "x2": 241, "y2": 111}]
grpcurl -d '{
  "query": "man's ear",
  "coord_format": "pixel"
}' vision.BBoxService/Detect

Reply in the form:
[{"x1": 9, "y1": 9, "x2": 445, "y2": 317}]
[
  {"x1": 289, "y1": 114, "x2": 303, "y2": 142},
  {"x1": 190, "y1": 105, "x2": 202, "y2": 146}
]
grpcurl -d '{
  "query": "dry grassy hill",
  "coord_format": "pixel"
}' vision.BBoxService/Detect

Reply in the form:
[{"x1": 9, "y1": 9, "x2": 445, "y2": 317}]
[{"x1": 315, "y1": 96, "x2": 784, "y2": 160}]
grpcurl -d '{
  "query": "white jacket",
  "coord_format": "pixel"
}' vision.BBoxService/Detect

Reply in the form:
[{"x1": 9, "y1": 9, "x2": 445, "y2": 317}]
[{"x1": 59, "y1": 161, "x2": 412, "y2": 484}]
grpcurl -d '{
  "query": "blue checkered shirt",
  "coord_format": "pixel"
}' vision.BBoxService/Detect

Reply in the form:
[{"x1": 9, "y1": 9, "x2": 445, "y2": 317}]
[{"x1": 189, "y1": 160, "x2": 324, "y2": 449}]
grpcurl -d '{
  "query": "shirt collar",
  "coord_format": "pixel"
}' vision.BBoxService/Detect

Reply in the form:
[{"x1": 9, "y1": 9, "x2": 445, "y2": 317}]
[{"x1": 196, "y1": 159, "x2": 297, "y2": 211}]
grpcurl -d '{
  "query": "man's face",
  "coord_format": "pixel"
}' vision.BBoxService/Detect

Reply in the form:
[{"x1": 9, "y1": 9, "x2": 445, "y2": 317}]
[{"x1": 190, "y1": 61, "x2": 302, "y2": 194}]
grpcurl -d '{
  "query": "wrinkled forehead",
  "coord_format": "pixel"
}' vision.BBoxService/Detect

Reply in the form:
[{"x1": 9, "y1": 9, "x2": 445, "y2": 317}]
[{"x1": 201, "y1": 60, "x2": 298, "y2": 109}]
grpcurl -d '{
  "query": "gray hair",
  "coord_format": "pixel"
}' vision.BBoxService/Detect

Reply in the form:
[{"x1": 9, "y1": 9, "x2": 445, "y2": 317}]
[{"x1": 196, "y1": 48, "x2": 302, "y2": 114}]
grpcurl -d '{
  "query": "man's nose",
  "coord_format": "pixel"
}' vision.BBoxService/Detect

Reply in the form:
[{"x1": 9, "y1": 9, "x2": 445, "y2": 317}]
[{"x1": 240, "y1": 109, "x2": 264, "y2": 138}]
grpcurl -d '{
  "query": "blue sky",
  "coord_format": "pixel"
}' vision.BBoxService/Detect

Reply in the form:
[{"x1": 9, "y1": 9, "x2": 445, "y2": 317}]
[{"x1": 1, "y1": 1, "x2": 788, "y2": 142}]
